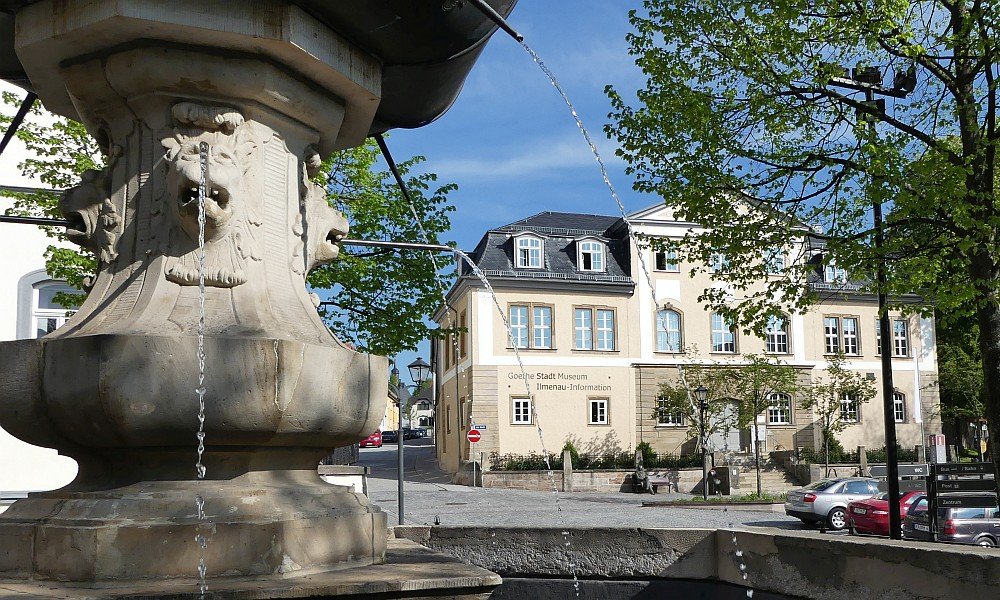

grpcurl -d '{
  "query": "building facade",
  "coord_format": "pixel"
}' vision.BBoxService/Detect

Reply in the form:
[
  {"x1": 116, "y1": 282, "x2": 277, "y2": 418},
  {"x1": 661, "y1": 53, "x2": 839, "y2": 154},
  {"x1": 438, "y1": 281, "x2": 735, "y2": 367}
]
[{"x1": 433, "y1": 208, "x2": 940, "y2": 474}]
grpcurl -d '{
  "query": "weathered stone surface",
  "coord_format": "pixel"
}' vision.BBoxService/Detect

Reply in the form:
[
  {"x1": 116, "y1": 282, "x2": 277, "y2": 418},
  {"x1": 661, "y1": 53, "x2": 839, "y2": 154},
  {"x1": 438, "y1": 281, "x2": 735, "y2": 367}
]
[
  {"x1": 0, "y1": 538, "x2": 499, "y2": 599},
  {"x1": 0, "y1": 0, "x2": 393, "y2": 585}
]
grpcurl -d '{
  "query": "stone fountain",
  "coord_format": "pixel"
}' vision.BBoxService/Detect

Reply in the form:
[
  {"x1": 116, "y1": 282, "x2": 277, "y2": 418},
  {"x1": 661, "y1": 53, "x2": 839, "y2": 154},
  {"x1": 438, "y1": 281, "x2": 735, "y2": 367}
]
[{"x1": 0, "y1": 0, "x2": 514, "y2": 596}]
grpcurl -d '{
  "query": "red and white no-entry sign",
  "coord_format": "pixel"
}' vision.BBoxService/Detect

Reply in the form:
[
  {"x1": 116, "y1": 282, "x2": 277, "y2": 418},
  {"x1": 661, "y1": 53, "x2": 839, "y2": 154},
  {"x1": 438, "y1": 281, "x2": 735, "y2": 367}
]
[{"x1": 467, "y1": 429, "x2": 481, "y2": 443}]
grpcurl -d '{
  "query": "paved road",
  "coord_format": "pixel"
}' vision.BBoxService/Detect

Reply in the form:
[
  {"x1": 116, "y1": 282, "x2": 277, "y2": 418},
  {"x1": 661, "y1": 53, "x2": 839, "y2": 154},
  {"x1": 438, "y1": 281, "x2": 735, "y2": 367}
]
[{"x1": 358, "y1": 439, "x2": 813, "y2": 532}]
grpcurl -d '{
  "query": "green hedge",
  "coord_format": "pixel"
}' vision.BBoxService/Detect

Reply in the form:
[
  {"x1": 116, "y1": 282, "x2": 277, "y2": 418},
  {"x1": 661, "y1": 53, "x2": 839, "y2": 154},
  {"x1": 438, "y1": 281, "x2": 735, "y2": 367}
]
[
  {"x1": 488, "y1": 450, "x2": 702, "y2": 471},
  {"x1": 799, "y1": 444, "x2": 919, "y2": 465}
]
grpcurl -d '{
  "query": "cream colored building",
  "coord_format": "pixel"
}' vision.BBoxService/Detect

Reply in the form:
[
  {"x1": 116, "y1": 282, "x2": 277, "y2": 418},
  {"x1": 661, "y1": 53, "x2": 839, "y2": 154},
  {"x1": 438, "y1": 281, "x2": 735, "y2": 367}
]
[{"x1": 433, "y1": 208, "x2": 940, "y2": 474}]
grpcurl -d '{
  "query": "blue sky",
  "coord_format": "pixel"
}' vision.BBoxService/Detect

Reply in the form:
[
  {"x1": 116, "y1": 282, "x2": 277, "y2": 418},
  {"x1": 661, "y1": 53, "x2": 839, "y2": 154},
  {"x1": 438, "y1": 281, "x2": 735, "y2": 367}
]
[{"x1": 386, "y1": 2, "x2": 657, "y2": 382}]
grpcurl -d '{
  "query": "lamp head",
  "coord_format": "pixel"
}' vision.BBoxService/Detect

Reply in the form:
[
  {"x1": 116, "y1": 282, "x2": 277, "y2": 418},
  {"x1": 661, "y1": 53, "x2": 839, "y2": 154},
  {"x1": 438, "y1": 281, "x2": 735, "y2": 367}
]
[{"x1": 408, "y1": 357, "x2": 431, "y2": 386}]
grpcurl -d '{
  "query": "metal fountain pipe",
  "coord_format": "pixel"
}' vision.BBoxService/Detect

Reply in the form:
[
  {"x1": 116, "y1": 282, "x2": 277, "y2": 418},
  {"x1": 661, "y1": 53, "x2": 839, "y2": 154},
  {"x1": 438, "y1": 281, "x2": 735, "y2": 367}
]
[
  {"x1": 466, "y1": 0, "x2": 524, "y2": 42},
  {"x1": 0, "y1": 92, "x2": 37, "y2": 159},
  {"x1": 340, "y1": 238, "x2": 456, "y2": 253}
]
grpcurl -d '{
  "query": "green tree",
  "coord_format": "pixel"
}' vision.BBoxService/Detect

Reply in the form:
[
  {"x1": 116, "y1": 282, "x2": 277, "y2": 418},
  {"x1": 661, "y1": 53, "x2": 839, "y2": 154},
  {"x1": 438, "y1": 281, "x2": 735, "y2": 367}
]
[
  {"x1": 801, "y1": 354, "x2": 877, "y2": 475},
  {"x1": 655, "y1": 363, "x2": 734, "y2": 453},
  {"x1": 723, "y1": 355, "x2": 802, "y2": 496},
  {"x1": 1, "y1": 93, "x2": 455, "y2": 356},
  {"x1": 607, "y1": 0, "x2": 1000, "y2": 491}
]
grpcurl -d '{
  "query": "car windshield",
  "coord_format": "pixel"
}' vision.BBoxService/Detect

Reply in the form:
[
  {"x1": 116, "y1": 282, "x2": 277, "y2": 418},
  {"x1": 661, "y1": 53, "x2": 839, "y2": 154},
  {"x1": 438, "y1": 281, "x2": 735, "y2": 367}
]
[{"x1": 804, "y1": 480, "x2": 840, "y2": 491}]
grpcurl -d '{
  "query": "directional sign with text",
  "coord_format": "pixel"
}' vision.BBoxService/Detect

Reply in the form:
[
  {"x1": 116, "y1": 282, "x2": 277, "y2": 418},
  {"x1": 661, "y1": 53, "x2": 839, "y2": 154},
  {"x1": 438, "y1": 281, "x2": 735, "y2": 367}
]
[
  {"x1": 473, "y1": 425, "x2": 487, "y2": 430},
  {"x1": 936, "y1": 495, "x2": 998, "y2": 509},
  {"x1": 936, "y1": 463, "x2": 996, "y2": 476},
  {"x1": 869, "y1": 464, "x2": 929, "y2": 478},
  {"x1": 937, "y1": 479, "x2": 998, "y2": 493}
]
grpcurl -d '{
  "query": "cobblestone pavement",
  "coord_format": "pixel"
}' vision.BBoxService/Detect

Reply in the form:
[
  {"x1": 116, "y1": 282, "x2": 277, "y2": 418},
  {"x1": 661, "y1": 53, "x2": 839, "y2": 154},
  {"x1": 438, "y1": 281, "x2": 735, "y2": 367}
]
[{"x1": 360, "y1": 440, "x2": 814, "y2": 532}]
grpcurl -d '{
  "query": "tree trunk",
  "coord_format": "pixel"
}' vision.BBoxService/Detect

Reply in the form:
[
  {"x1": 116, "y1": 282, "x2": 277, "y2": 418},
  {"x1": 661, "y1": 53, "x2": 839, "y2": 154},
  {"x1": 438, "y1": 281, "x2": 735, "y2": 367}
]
[
  {"x1": 972, "y1": 251, "x2": 1000, "y2": 502},
  {"x1": 753, "y1": 418, "x2": 762, "y2": 497}
]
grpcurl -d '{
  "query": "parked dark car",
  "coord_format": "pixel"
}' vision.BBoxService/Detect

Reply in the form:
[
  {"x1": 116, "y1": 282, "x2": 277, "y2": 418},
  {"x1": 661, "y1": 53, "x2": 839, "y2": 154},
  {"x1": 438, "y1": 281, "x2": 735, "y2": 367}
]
[
  {"x1": 902, "y1": 495, "x2": 1000, "y2": 547},
  {"x1": 402, "y1": 427, "x2": 420, "y2": 440},
  {"x1": 381, "y1": 430, "x2": 398, "y2": 443}
]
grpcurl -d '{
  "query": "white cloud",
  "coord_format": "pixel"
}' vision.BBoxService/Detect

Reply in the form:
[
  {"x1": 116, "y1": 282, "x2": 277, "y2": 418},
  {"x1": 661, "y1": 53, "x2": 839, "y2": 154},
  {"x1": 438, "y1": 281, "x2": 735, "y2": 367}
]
[{"x1": 432, "y1": 133, "x2": 624, "y2": 181}]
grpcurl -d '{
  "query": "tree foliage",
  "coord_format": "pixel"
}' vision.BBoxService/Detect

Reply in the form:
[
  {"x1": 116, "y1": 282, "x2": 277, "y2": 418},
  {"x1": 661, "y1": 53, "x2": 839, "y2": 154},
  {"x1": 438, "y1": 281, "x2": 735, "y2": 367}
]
[
  {"x1": 655, "y1": 362, "x2": 737, "y2": 450},
  {"x1": 724, "y1": 354, "x2": 802, "y2": 495},
  {"x1": 800, "y1": 354, "x2": 877, "y2": 473},
  {"x1": 607, "y1": 0, "x2": 1000, "y2": 484},
  {"x1": 1, "y1": 93, "x2": 455, "y2": 356}
]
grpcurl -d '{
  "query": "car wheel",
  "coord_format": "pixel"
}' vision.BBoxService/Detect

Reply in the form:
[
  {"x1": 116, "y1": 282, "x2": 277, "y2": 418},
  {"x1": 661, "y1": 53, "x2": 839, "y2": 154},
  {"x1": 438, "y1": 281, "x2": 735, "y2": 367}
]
[
  {"x1": 977, "y1": 537, "x2": 997, "y2": 547},
  {"x1": 827, "y1": 507, "x2": 847, "y2": 530}
]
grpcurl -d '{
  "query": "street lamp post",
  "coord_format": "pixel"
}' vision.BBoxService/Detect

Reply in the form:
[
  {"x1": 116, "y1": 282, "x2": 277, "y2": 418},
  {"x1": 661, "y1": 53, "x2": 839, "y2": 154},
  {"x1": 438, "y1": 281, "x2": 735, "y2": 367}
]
[
  {"x1": 825, "y1": 63, "x2": 914, "y2": 541},
  {"x1": 695, "y1": 385, "x2": 710, "y2": 500},
  {"x1": 391, "y1": 357, "x2": 432, "y2": 526}
]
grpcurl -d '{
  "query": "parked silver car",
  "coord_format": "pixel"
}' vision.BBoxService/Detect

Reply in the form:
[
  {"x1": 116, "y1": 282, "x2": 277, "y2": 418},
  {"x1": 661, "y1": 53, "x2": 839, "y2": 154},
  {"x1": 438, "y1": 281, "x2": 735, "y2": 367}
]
[{"x1": 784, "y1": 477, "x2": 880, "y2": 530}]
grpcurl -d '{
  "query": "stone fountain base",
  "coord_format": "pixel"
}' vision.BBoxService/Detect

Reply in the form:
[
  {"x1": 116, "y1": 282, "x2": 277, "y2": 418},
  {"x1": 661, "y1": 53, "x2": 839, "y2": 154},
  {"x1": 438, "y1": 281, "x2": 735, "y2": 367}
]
[{"x1": 0, "y1": 537, "x2": 501, "y2": 599}]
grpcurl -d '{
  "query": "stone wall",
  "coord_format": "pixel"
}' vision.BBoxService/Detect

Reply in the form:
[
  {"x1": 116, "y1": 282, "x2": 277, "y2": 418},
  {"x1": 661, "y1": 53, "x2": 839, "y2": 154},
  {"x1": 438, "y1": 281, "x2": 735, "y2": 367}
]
[
  {"x1": 481, "y1": 468, "x2": 706, "y2": 493},
  {"x1": 393, "y1": 526, "x2": 1000, "y2": 600}
]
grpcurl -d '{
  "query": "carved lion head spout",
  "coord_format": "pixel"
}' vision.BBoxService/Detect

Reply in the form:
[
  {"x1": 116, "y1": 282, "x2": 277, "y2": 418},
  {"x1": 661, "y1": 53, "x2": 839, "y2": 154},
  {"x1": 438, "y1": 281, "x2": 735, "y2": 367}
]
[
  {"x1": 161, "y1": 103, "x2": 262, "y2": 288},
  {"x1": 59, "y1": 168, "x2": 121, "y2": 264}
]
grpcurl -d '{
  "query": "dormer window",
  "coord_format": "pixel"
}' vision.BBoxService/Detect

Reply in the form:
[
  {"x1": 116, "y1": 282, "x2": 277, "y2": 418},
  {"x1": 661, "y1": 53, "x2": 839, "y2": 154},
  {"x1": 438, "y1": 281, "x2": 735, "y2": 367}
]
[
  {"x1": 825, "y1": 262, "x2": 847, "y2": 283},
  {"x1": 515, "y1": 235, "x2": 543, "y2": 269},
  {"x1": 578, "y1": 240, "x2": 605, "y2": 272}
]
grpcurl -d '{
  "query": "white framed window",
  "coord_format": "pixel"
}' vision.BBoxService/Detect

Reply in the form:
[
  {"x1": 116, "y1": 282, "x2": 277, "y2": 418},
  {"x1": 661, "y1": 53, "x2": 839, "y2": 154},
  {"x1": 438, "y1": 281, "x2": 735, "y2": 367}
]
[
  {"x1": 509, "y1": 304, "x2": 553, "y2": 349},
  {"x1": 515, "y1": 235, "x2": 543, "y2": 269},
  {"x1": 533, "y1": 306, "x2": 552, "y2": 349},
  {"x1": 876, "y1": 318, "x2": 910, "y2": 356},
  {"x1": 32, "y1": 282, "x2": 79, "y2": 338},
  {"x1": 710, "y1": 313, "x2": 736, "y2": 353},
  {"x1": 825, "y1": 262, "x2": 847, "y2": 283},
  {"x1": 765, "y1": 248, "x2": 784, "y2": 275},
  {"x1": 656, "y1": 397, "x2": 684, "y2": 426},
  {"x1": 824, "y1": 316, "x2": 860, "y2": 355},
  {"x1": 512, "y1": 397, "x2": 533, "y2": 424},
  {"x1": 588, "y1": 398, "x2": 609, "y2": 425},
  {"x1": 573, "y1": 307, "x2": 616, "y2": 351},
  {"x1": 765, "y1": 315, "x2": 789, "y2": 354},
  {"x1": 655, "y1": 249, "x2": 680, "y2": 272},
  {"x1": 840, "y1": 393, "x2": 859, "y2": 423},
  {"x1": 709, "y1": 252, "x2": 730, "y2": 273},
  {"x1": 510, "y1": 305, "x2": 529, "y2": 348},
  {"x1": 767, "y1": 393, "x2": 792, "y2": 425},
  {"x1": 656, "y1": 309, "x2": 682, "y2": 352},
  {"x1": 842, "y1": 317, "x2": 860, "y2": 355},
  {"x1": 574, "y1": 308, "x2": 593, "y2": 350},
  {"x1": 578, "y1": 240, "x2": 605, "y2": 272},
  {"x1": 823, "y1": 317, "x2": 839, "y2": 353},
  {"x1": 893, "y1": 319, "x2": 909, "y2": 357},
  {"x1": 596, "y1": 309, "x2": 615, "y2": 351},
  {"x1": 893, "y1": 391, "x2": 906, "y2": 423}
]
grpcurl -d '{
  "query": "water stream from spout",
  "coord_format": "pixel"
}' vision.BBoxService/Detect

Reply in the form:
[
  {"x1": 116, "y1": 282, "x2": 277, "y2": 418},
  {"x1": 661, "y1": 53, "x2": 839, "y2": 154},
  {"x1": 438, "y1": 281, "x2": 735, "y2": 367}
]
[{"x1": 195, "y1": 140, "x2": 210, "y2": 598}]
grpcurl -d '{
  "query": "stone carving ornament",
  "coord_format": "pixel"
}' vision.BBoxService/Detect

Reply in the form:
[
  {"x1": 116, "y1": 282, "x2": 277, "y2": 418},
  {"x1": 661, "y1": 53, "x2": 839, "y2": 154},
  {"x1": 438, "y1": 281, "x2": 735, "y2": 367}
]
[
  {"x1": 160, "y1": 102, "x2": 262, "y2": 288},
  {"x1": 59, "y1": 167, "x2": 121, "y2": 264}
]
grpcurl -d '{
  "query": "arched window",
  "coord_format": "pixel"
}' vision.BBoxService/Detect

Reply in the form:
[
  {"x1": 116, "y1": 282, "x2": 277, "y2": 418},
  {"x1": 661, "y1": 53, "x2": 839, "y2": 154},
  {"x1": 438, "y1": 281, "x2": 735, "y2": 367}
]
[
  {"x1": 655, "y1": 309, "x2": 682, "y2": 352},
  {"x1": 767, "y1": 392, "x2": 792, "y2": 425},
  {"x1": 765, "y1": 315, "x2": 789, "y2": 354},
  {"x1": 514, "y1": 235, "x2": 543, "y2": 269},
  {"x1": 32, "y1": 281, "x2": 80, "y2": 338},
  {"x1": 892, "y1": 391, "x2": 906, "y2": 423},
  {"x1": 577, "y1": 240, "x2": 605, "y2": 271}
]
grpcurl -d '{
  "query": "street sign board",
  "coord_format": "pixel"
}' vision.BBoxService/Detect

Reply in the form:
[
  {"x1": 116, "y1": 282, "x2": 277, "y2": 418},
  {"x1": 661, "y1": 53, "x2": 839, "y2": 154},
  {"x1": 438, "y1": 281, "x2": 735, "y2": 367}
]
[
  {"x1": 878, "y1": 479, "x2": 926, "y2": 493},
  {"x1": 473, "y1": 425, "x2": 487, "y2": 430},
  {"x1": 869, "y1": 464, "x2": 929, "y2": 478},
  {"x1": 937, "y1": 479, "x2": 998, "y2": 493},
  {"x1": 467, "y1": 429, "x2": 481, "y2": 444},
  {"x1": 936, "y1": 495, "x2": 998, "y2": 509},
  {"x1": 936, "y1": 463, "x2": 996, "y2": 476}
]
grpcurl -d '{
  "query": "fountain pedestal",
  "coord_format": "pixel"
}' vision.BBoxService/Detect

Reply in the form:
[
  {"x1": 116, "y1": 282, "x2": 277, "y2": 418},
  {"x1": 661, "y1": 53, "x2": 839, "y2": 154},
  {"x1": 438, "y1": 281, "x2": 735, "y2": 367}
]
[{"x1": 0, "y1": 1, "x2": 499, "y2": 596}]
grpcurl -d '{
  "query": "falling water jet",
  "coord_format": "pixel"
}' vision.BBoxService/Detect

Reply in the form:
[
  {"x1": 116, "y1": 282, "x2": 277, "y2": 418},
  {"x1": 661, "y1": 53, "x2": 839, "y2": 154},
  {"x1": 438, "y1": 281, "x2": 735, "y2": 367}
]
[{"x1": 195, "y1": 139, "x2": 210, "y2": 598}]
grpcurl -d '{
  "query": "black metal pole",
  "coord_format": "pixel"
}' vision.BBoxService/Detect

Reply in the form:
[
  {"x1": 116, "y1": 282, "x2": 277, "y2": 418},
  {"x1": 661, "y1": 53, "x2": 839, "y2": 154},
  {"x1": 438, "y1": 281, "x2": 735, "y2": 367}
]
[
  {"x1": 0, "y1": 92, "x2": 37, "y2": 160},
  {"x1": 870, "y1": 96, "x2": 902, "y2": 536},
  {"x1": 398, "y1": 384, "x2": 405, "y2": 526},
  {"x1": 700, "y1": 401, "x2": 708, "y2": 501},
  {"x1": 0, "y1": 214, "x2": 70, "y2": 227},
  {"x1": 340, "y1": 238, "x2": 455, "y2": 254},
  {"x1": 466, "y1": 0, "x2": 524, "y2": 42}
]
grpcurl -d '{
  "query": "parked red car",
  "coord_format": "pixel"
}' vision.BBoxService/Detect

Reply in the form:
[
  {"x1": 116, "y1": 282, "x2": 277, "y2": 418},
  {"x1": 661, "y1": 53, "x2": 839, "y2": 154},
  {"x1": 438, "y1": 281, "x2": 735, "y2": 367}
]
[
  {"x1": 848, "y1": 490, "x2": 922, "y2": 536},
  {"x1": 359, "y1": 429, "x2": 382, "y2": 448}
]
